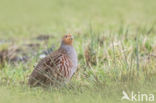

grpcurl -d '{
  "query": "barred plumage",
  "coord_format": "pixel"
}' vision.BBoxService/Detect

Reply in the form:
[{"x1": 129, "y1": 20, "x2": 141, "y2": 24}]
[{"x1": 28, "y1": 34, "x2": 78, "y2": 87}]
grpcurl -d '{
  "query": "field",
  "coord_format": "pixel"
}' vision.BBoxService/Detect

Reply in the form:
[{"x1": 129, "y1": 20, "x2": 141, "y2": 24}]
[{"x1": 0, "y1": 0, "x2": 156, "y2": 103}]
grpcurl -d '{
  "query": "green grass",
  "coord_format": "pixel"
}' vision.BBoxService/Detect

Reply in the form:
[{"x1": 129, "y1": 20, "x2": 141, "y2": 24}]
[{"x1": 0, "y1": 0, "x2": 156, "y2": 103}]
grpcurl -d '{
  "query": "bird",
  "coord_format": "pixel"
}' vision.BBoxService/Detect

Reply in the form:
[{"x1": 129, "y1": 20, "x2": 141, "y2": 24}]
[{"x1": 28, "y1": 34, "x2": 78, "y2": 87}]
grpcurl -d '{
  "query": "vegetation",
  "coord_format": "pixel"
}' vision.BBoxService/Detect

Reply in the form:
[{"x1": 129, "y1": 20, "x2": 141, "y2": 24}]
[{"x1": 0, "y1": 0, "x2": 156, "y2": 103}]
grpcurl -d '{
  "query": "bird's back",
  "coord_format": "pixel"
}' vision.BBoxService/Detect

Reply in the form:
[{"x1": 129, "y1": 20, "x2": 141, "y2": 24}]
[{"x1": 28, "y1": 48, "x2": 74, "y2": 86}]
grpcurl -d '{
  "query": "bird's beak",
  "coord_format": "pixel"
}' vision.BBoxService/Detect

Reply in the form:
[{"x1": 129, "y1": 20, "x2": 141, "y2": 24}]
[{"x1": 71, "y1": 36, "x2": 74, "y2": 40}]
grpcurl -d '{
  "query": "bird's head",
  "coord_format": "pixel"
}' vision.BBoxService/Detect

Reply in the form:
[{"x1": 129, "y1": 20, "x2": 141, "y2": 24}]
[{"x1": 62, "y1": 34, "x2": 73, "y2": 45}]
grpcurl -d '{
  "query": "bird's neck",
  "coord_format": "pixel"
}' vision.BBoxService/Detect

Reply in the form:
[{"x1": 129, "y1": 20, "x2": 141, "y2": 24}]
[{"x1": 60, "y1": 44, "x2": 74, "y2": 55}]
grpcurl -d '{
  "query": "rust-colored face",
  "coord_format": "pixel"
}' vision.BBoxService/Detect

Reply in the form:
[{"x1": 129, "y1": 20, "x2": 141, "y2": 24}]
[{"x1": 62, "y1": 34, "x2": 73, "y2": 45}]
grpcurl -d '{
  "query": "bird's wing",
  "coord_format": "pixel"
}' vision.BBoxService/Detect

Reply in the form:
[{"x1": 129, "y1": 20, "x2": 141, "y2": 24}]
[
  {"x1": 49, "y1": 52, "x2": 73, "y2": 78},
  {"x1": 36, "y1": 50, "x2": 72, "y2": 77},
  {"x1": 28, "y1": 50, "x2": 73, "y2": 86}
]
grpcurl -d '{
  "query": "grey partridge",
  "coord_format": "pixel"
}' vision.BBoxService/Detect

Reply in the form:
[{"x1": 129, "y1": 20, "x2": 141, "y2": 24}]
[{"x1": 28, "y1": 34, "x2": 78, "y2": 86}]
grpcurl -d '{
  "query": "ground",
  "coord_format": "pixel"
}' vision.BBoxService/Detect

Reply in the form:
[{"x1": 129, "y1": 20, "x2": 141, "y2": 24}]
[{"x1": 0, "y1": 0, "x2": 156, "y2": 103}]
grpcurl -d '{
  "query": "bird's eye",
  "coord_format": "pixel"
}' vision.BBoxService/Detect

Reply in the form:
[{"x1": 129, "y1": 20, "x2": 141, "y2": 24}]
[{"x1": 65, "y1": 35, "x2": 68, "y2": 38}]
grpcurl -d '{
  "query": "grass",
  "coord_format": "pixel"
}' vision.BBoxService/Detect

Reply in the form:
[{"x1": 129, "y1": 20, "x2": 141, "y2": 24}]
[{"x1": 0, "y1": 0, "x2": 156, "y2": 103}]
